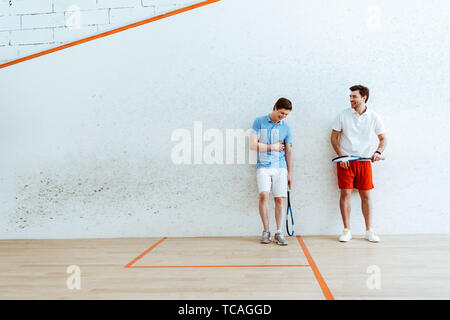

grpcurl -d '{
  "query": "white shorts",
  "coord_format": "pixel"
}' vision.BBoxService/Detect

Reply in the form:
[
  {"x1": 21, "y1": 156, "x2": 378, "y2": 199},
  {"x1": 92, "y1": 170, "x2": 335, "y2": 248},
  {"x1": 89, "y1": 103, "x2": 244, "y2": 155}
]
[{"x1": 256, "y1": 168, "x2": 288, "y2": 198}]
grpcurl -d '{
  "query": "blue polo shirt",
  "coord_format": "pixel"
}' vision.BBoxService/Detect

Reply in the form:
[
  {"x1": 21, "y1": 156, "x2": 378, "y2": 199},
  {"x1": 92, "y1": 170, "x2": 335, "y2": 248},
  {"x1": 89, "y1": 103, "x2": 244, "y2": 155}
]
[{"x1": 251, "y1": 114, "x2": 293, "y2": 169}]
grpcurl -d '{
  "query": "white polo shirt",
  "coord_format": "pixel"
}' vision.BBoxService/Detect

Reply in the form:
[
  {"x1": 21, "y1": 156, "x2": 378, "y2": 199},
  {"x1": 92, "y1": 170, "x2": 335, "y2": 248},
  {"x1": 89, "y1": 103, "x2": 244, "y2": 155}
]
[{"x1": 332, "y1": 107, "x2": 386, "y2": 158}]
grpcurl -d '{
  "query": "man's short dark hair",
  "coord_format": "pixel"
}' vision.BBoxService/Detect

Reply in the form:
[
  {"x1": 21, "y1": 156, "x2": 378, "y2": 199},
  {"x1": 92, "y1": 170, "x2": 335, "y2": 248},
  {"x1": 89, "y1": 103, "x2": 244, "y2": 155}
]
[
  {"x1": 273, "y1": 97, "x2": 292, "y2": 111},
  {"x1": 349, "y1": 85, "x2": 370, "y2": 103}
]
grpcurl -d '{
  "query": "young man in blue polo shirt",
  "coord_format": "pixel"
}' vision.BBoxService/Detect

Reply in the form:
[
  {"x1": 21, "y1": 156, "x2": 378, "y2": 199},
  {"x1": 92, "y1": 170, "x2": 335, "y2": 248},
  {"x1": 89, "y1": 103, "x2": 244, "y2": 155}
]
[{"x1": 250, "y1": 98, "x2": 293, "y2": 245}]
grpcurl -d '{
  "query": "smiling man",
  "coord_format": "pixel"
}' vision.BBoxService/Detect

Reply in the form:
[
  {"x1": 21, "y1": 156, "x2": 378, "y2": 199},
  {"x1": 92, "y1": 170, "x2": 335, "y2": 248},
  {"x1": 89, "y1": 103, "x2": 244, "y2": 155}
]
[
  {"x1": 330, "y1": 85, "x2": 387, "y2": 243},
  {"x1": 250, "y1": 98, "x2": 293, "y2": 245}
]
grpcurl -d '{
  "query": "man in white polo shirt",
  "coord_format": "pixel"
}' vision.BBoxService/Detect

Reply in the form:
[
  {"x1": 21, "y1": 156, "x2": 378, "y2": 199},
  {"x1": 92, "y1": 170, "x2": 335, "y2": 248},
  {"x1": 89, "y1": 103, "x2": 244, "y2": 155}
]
[{"x1": 330, "y1": 85, "x2": 387, "y2": 242}]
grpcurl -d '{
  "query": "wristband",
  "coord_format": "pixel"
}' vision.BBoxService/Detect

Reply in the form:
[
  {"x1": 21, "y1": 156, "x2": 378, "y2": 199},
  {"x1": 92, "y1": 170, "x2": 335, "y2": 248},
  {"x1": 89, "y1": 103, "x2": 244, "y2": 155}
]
[{"x1": 375, "y1": 151, "x2": 382, "y2": 155}]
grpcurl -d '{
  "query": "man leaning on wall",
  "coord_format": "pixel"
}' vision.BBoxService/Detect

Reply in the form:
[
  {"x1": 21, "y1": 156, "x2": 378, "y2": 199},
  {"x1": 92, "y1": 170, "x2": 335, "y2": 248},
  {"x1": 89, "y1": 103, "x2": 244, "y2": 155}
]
[
  {"x1": 250, "y1": 98, "x2": 293, "y2": 246},
  {"x1": 330, "y1": 85, "x2": 387, "y2": 243}
]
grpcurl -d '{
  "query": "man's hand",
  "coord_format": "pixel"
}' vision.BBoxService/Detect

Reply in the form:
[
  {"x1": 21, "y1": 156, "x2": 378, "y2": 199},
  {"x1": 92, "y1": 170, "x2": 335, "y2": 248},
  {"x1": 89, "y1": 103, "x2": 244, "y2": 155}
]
[
  {"x1": 287, "y1": 173, "x2": 292, "y2": 190},
  {"x1": 270, "y1": 142, "x2": 285, "y2": 152},
  {"x1": 372, "y1": 152, "x2": 382, "y2": 162},
  {"x1": 339, "y1": 161, "x2": 349, "y2": 169},
  {"x1": 331, "y1": 130, "x2": 348, "y2": 169}
]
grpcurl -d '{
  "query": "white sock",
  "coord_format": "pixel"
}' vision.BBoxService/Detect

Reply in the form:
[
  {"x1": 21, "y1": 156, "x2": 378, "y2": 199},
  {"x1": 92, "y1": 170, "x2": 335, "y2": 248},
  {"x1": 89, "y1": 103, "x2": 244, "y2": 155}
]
[{"x1": 276, "y1": 229, "x2": 282, "y2": 234}]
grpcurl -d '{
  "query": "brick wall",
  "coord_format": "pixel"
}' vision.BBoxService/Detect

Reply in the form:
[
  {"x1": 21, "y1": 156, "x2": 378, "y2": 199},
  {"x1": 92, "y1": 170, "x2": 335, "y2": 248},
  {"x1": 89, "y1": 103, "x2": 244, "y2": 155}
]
[{"x1": 0, "y1": 0, "x2": 199, "y2": 64}]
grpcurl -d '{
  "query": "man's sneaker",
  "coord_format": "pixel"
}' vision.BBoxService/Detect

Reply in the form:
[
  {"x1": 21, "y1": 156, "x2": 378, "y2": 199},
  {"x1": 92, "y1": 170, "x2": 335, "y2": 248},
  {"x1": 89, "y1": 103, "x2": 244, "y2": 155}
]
[
  {"x1": 260, "y1": 230, "x2": 271, "y2": 244},
  {"x1": 273, "y1": 232, "x2": 288, "y2": 246},
  {"x1": 338, "y1": 228, "x2": 352, "y2": 242},
  {"x1": 365, "y1": 229, "x2": 380, "y2": 242}
]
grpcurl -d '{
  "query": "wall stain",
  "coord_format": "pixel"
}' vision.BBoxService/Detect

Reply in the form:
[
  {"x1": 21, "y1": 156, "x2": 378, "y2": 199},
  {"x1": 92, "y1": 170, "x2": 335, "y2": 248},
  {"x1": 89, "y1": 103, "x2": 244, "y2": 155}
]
[{"x1": 13, "y1": 155, "x2": 258, "y2": 230}]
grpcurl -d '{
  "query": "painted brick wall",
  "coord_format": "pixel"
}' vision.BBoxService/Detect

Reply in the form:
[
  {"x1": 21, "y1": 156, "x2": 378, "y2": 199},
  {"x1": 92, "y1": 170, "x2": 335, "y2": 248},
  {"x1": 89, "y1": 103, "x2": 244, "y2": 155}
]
[
  {"x1": 0, "y1": 0, "x2": 199, "y2": 64},
  {"x1": 1, "y1": 0, "x2": 449, "y2": 238}
]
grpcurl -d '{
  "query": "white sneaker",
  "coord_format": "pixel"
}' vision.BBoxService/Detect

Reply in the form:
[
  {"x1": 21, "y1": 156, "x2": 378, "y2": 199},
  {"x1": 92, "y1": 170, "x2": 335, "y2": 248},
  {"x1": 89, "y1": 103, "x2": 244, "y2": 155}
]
[
  {"x1": 338, "y1": 228, "x2": 352, "y2": 242},
  {"x1": 365, "y1": 229, "x2": 380, "y2": 242}
]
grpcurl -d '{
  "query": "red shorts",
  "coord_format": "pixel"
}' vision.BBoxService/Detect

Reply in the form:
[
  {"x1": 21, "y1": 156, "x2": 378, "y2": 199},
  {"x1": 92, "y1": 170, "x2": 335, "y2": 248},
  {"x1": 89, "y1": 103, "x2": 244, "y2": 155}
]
[{"x1": 336, "y1": 161, "x2": 374, "y2": 190}]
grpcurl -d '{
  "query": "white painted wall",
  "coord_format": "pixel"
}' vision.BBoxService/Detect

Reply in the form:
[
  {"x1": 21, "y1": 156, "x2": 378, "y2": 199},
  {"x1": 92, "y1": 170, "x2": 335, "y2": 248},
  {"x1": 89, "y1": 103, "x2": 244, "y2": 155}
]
[
  {"x1": 1, "y1": 0, "x2": 449, "y2": 239},
  {"x1": 0, "y1": 0, "x2": 199, "y2": 64}
]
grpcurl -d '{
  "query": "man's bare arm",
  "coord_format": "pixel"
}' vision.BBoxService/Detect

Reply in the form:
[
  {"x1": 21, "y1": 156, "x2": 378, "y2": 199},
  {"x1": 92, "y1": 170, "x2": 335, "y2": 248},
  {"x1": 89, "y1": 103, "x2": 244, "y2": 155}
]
[
  {"x1": 331, "y1": 129, "x2": 350, "y2": 169},
  {"x1": 285, "y1": 142, "x2": 293, "y2": 189},
  {"x1": 375, "y1": 133, "x2": 387, "y2": 154},
  {"x1": 285, "y1": 142, "x2": 293, "y2": 173},
  {"x1": 250, "y1": 133, "x2": 284, "y2": 152},
  {"x1": 330, "y1": 130, "x2": 344, "y2": 157},
  {"x1": 372, "y1": 133, "x2": 387, "y2": 161}
]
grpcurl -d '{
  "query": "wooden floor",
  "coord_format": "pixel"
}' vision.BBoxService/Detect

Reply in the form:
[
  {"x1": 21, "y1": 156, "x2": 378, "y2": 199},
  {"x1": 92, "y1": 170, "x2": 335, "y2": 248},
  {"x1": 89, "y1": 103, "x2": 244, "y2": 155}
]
[{"x1": 1, "y1": 235, "x2": 449, "y2": 299}]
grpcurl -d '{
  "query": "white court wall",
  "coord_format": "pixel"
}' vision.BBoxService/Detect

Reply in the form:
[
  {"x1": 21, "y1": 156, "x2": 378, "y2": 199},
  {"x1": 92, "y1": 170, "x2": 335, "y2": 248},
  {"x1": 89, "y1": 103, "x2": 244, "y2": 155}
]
[
  {"x1": 0, "y1": 0, "x2": 199, "y2": 63},
  {"x1": 1, "y1": 0, "x2": 449, "y2": 239}
]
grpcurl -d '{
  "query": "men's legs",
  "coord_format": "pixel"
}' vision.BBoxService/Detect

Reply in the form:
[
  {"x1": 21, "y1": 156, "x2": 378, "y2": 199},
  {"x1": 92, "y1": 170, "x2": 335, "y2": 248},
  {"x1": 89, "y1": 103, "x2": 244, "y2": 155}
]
[
  {"x1": 256, "y1": 168, "x2": 271, "y2": 231},
  {"x1": 337, "y1": 162, "x2": 354, "y2": 230},
  {"x1": 354, "y1": 162, "x2": 379, "y2": 241},
  {"x1": 339, "y1": 189, "x2": 352, "y2": 229},
  {"x1": 259, "y1": 192, "x2": 270, "y2": 231},
  {"x1": 271, "y1": 168, "x2": 289, "y2": 245},
  {"x1": 272, "y1": 168, "x2": 288, "y2": 231},
  {"x1": 274, "y1": 197, "x2": 286, "y2": 231},
  {"x1": 359, "y1": 190, "x2": 372, "y2": 231},
  {"x1": 273, "y1": 196, "x2": 288, "y2": 245}
]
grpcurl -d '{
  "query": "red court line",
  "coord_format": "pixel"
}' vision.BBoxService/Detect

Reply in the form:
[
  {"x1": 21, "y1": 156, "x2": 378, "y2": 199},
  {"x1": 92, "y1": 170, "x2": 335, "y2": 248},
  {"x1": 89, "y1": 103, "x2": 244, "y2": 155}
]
[
  {"x1": 296, "y1": 235, "x2": 335, "y2": 300},
  {"x1": 124, "y1": 237, "x2": 167, "y2": 268},
  {"x1": 126, "y1": 236, "x2": 333, "y2": 299},
  {"x1": 0, "y1": 0, "x2": 221, "y2": 70},
  {"x1": 124, "y1": 236, "x2": 311, "y2": 269},
  {"x1": 128, "y1": 264, "x2": 310, "y2": 268}
]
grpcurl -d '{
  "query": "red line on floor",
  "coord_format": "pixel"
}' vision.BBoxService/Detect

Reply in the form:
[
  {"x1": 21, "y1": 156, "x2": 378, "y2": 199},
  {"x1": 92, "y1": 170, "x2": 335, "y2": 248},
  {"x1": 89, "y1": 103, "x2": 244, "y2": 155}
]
[
  {"x1": 124, "y1": 237, "x2": 167, "y2": 268},
  {"x1": 128, "y1": 264, "x2": 310, "y2": 268},
  {"x1": 296, "y1": 235, "x2": 335, "y2": 300}
]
